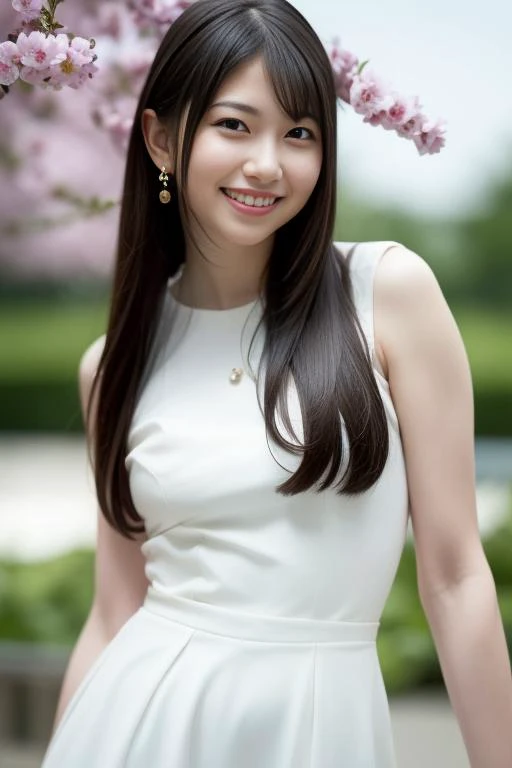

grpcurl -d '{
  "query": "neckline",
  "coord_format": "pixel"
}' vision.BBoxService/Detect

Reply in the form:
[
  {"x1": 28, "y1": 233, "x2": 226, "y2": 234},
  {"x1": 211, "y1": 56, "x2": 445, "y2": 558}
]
[
  {"x1": 166, "y1": 270, "x2": 261, "y2": 315},
  {"x1": 167, "y1": 287, "x2": 260, "y2": 315}
]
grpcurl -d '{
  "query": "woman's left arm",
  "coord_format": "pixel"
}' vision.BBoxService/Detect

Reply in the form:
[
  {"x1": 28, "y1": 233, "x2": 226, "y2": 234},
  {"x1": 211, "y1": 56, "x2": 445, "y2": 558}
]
[{"x1": 374, "y1": 244, "x2": 512, "y2": 768}]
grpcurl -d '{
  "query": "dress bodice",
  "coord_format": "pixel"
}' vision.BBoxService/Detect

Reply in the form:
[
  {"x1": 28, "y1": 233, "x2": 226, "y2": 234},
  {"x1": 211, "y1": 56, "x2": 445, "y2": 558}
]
[{"x1": 125, "y1": 241, "x2": 409, "y2": 624}]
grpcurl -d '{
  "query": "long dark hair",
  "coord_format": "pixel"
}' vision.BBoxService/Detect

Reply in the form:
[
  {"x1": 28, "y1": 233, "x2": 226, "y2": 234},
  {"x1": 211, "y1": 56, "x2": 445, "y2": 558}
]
[{"x1": 87, "y1": 0, "x2": 389, "y2": 537}]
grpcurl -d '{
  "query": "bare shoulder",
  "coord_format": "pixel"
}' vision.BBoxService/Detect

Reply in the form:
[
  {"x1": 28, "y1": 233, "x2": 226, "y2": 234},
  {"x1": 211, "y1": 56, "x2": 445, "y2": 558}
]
[
  {"x1": 373, "y1": 244, "x2": 447, "y2": 379},
  {"x1": 79, "y1": 334, "x2": 106, "y2": 387},
  {"x1": 333, "y1": 241, "x2": 451, "y2": 380},
  {"x1": 78, "y1": 334, "x2": 106, "y2": 431},
  {"x1": 374, "y1": 243, "x2": 439, "y2": 302}
]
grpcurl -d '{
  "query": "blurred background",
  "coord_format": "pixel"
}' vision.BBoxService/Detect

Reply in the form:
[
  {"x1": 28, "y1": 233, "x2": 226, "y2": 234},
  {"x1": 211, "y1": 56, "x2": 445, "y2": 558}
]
[{"x1": 0, "y1": 1, "x2": 511, "y2": 766}]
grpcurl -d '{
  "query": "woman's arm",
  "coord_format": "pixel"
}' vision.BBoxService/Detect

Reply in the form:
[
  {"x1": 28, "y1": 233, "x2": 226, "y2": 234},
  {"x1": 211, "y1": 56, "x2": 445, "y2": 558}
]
[
  {"x1": 51, "y1": 338, "x2": 149, "y2": 734},
  {"x1": 374, "y1": 244, "x2": 512, "y2": 768}
]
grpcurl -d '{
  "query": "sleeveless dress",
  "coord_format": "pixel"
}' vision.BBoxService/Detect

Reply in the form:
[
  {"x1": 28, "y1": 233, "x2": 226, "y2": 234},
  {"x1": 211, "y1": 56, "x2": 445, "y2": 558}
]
[{"x1": 42, "y1": 240, "x2": 409, "y2": 768}]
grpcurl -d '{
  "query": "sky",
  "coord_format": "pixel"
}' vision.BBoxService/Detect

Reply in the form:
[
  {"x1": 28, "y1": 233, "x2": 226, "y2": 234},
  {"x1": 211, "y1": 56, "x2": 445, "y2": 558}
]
[{"x1": 291, "y1": 0, "x2": 511, "y2": 218}]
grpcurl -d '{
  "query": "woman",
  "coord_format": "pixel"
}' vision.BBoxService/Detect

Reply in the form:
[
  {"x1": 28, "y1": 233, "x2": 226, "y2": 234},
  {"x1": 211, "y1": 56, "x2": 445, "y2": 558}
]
[{"x1": 42, "y1": 0, "x2": 512, "y2": 765}]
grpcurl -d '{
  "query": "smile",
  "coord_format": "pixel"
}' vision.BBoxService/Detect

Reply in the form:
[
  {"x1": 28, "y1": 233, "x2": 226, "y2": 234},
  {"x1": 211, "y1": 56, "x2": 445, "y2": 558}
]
[{"x1": 221, "y1": 188, "x2": 281, "y2": 208}]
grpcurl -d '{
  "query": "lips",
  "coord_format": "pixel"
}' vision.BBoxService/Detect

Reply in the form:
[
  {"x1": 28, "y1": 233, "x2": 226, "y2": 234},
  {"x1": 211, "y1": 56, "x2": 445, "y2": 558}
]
[
  {"x1": 221, "y1": 188, "x2": 283, "y2": 203},
  {"x1": 220, "y1": 188, "x2": 283, "y2": 217}
]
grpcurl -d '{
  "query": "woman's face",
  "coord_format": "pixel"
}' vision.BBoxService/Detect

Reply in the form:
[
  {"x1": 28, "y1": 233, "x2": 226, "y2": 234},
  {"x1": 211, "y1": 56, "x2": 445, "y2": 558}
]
[{"x1": 183, "y1": 56, "x2": 323, "y2": 251}]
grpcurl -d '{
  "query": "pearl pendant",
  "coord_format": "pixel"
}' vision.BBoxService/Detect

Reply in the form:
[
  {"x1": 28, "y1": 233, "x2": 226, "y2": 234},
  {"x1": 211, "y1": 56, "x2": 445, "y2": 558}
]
[{"x1": 229, "y1": 367, "x2": 243, "y2": 384}]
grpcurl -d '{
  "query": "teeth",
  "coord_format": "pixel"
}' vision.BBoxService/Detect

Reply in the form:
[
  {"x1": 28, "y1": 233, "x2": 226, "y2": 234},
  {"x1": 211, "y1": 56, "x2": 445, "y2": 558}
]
[{"x1": 224, "y1": 189, "x2": 277, "y2": 207}]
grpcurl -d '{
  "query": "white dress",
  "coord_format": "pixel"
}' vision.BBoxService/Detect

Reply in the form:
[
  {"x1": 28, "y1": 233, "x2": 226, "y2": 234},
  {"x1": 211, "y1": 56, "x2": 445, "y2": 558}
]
[{"x1": 42, "y1": 240, "x2": 409, "y2": 767}]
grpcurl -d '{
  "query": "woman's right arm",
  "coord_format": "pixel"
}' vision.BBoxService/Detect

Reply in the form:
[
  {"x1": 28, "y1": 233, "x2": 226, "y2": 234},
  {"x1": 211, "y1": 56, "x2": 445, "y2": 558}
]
[{"x1": 51, "y1": 336, "x2": 149, "y2": 735}]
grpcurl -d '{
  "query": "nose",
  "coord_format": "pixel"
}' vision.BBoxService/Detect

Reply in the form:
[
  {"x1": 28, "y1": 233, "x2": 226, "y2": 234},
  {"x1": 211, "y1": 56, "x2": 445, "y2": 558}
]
[{"x1": 242, "y1": 140, "x2": 283, "y2": 183}]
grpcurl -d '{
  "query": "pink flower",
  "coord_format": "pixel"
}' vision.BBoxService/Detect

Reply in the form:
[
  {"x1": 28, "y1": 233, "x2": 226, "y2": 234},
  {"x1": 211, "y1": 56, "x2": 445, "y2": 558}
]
[
  {"x1": 66, "y1": 61, "x2": 99, "y2": 89},
  {"x1": 103, "y1": 111, "x2": 134, "y2": 151},
  {"x1": 92, "y1": 93, "x2": 138, "y2": 152},
  {"x1": 326, "y1": 39, "x2": 359, "y2": 103},
  {"x1": 130, "y1": 0, "x2": 194, "y2": 28},
  {"x1": 12, "y1": 0, "x2": 43, "y2": 22},
  {"x1": 395, "y1": 98, "x2": 425, "y2": 138},
  {"x1": 114, "y1": 48, "x2": 155, "y2": 95},
  {"x1": 0, "y1": 60, "x2": 20, "y2": 86},
  {"x1": 413, "y1": 118, "x2": 447, "y2": 156},
  {"x1": 380, "y1": 93, "x2": 419, "y2": 131},
  {"x1": 18, "y1": 64, "x2": 51, "y2": 87},
  {"x1": 362, "y1": 109, "x2": 390, "y2": 127},
  {"x1": 16, "y1": 33, "x2": 97, "y2": 90},
  {"x1": 0, "y1": 40, "x2": 21, "y2": 86},
  {"x1": 350, "y1": 67, "x2": 392, "y2": 120},
  {"x1": 50, "y1": 34, "x2": 95, "y2": 75},
  {"x1": 96, "y1": 2, "x2": 125, "y2": 40},
  {"x1": 18, "y1": 45, "x2": 98, "y2": 91},
  {"x1": 16, "y1": 31, "x2": 60, "y2": 70},
  {"x1": 67, "y1": 36, "x2": 96, "y2": 66}
]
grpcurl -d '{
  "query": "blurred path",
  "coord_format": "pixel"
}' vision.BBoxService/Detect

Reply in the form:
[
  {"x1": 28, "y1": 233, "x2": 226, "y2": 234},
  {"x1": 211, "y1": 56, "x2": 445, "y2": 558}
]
[
  {"x1": 0, "y1": 436, "x2": 96, "y2": 560},
  {"x1": 391, "y1": 692, "x2": 468, "y2": 767}
]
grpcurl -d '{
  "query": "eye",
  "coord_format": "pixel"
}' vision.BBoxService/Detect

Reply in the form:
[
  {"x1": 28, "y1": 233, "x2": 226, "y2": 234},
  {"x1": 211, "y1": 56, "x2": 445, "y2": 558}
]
[
  {"x1": 215, "y1": 118, "x2": 247, "y2": 132},
  {"x1": 287, "y1": 126, "x2": 315, "y2": 140}
]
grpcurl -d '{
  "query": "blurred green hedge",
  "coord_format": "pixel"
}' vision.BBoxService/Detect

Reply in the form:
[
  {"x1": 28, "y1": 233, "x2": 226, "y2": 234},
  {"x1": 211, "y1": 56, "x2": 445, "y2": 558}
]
[
  {"x1": 378, "y1": 501, "x2": 512, "y2": 692},
  {"x1": 0, "y1": 299, "x2": 511, "y2": 435},
  {"x1": 1, "y1": 495, "x2": 511, "y2": 694},
  {"x1": 0, "y1": 549, "x2": 94, "y2": 646}
]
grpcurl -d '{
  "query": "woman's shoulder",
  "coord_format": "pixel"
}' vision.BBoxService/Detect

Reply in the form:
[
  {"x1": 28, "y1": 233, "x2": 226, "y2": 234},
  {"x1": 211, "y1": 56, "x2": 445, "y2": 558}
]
[
  {"x1": 373, "y1": 244, "x2": 449, "y2": 380},
  {"x1": 333, "y1": 241, "x2": 443, "y2": 380},
  {"x1": 372, "y1": 243, "x2": 441, "y2": 322},
  {"x1": 78, "y1": 334, "x2": 107, "y2": 431},
  {"x1": 79, "y1": 334, "x2": 107, "y2": 383},
  {"x1": 334, "y1": 239, "x2": 406, "y2": 266},
  {"x1": 333, "y1": 239, "x2": 436, "y2": 289}
]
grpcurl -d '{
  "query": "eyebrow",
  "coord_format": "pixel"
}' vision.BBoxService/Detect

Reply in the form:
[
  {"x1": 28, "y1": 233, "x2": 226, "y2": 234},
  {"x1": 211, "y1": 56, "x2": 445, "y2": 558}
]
[{"x1": 209, "y1": 100, "x2": 317, "y2": 122}]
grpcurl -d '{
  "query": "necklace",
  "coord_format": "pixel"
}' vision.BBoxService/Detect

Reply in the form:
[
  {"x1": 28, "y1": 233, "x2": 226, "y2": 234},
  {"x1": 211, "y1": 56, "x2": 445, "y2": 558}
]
[
  {"x1": 229, "y1": 367, "x2": 244, "y2": 384},
  {"x1": 170, "y1": 265, "x2": 260, "y2": 386}
]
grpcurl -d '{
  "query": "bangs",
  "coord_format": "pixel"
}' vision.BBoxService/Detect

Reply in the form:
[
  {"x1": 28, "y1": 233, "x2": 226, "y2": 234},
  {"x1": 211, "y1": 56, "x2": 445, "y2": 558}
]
[{"x1": 261, "y1": 37, "x2": 323, "y2": 125}]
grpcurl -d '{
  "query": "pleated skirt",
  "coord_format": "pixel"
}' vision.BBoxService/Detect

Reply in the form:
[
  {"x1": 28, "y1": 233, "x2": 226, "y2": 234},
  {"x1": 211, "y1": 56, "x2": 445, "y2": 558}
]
[{"x1": 42, "y1": 589, "x2": 397, "y2": 767}]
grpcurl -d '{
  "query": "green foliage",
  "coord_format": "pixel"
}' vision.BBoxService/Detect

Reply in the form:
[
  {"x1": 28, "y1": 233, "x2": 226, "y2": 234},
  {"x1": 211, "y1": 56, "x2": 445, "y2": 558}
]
[
  {"x1": 378, "y1": 490, "x2": 512, "y2": 692},
  {"x1": 0, "y1": 298, "x2": 107, "y2": 432},
  {"x1": 336, "y1": 157, "x2": 512, "y2": 311},
  {"x1": 377, "y1": 544, "x2": 441, "y2": 692},
  {"x1": 452, "y1": 308, "x2": 512, "y2": 389},
  {"x1": 457, "y1": 172, "x2": 512, "y2": 307},
  {"x1": 0, "y1": 299, "x2": 107, "y2": 381},
  {"x1": 0, "y1": 549, "x2": 94, "y2": 645}
]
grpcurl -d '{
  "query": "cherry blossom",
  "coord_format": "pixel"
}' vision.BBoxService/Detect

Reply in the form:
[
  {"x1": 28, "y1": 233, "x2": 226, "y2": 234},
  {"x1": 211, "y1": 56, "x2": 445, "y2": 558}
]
[
  {"x1": 395, "y1": 98, "x2": 426, "y2": 138},
  {"x1": 380, "y1": 93, "x2": 418, "y2": 132},
  {"x1": 413, "y1": 118, "x2": 447, "y2": 156},
  {"x1": 350, "y1": 67, "x2": 393, "y2": 121},
  {"x1": 326, "y1": 38, "x2": 359, "y2": 104},
  {"x1": 130, "y1": 0, "x2": 193, "y2": 30},
  {"x1": 0, "y1": 40, "x2": 22, "y2": 85},
  {"x1": 44, "y1": 34, "x2": 97, "y2": 88},
  {"x1": 12, "y1": 0, "x2": 43, "y2": 23},
  {"x1": 16, "y1": 30, "x2": 63, "y2": 70}
]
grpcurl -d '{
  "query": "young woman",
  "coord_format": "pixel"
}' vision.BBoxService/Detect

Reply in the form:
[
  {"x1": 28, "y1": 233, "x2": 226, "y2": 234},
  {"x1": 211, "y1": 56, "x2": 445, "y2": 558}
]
[{"x1": 42, "y1": 0, "x2": 512, "y2": 766}]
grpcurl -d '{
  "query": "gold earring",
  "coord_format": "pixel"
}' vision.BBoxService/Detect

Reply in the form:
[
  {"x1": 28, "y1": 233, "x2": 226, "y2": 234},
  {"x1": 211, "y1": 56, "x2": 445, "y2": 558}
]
[{"x1": 159, "y1": 165, "x2": 171, "y2": 204}]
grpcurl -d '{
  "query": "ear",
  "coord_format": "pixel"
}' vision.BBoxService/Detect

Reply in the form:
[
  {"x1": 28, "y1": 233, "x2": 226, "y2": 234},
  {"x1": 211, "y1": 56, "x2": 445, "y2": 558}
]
[{"x1": 141, "y1": 108, "x2": 175, "y2": 173}]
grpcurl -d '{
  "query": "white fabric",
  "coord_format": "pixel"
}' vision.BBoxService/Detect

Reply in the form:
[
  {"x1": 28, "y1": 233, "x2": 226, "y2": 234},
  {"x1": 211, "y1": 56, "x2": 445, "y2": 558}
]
[{"x1": 42, "y1": 240, "x2": 409, "y2": 767}]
